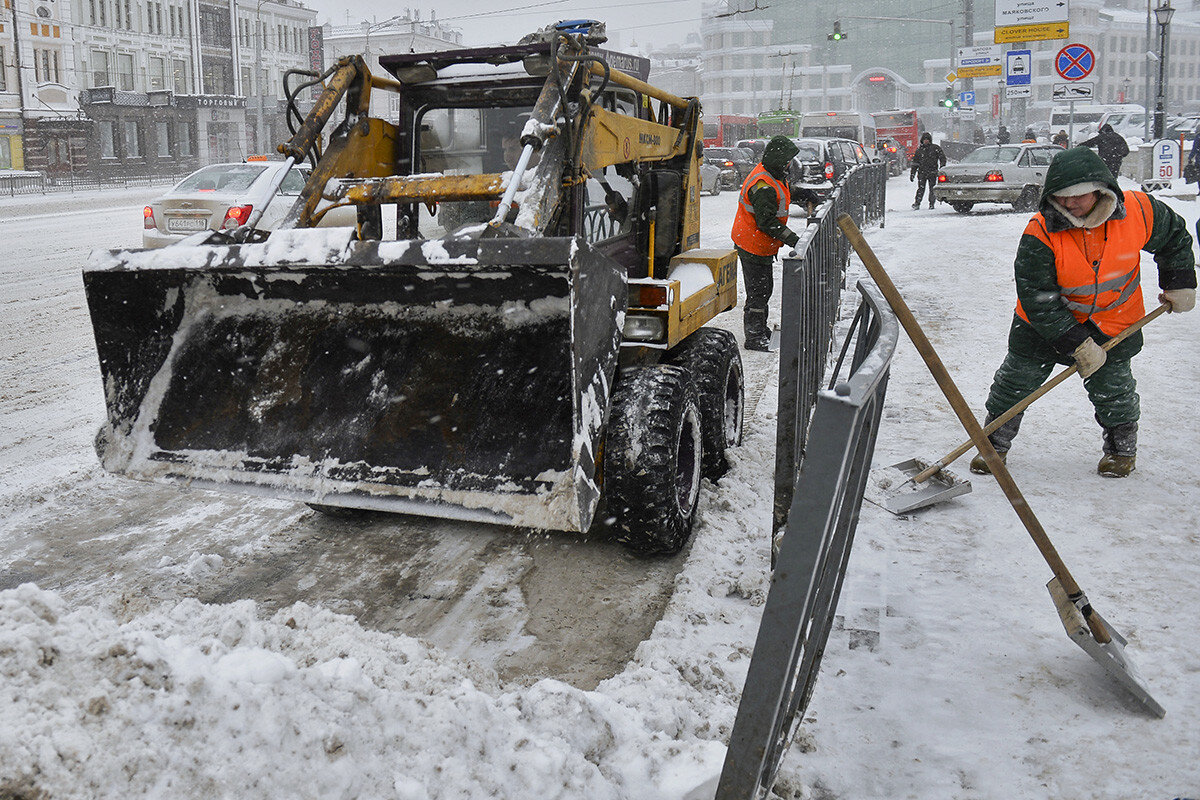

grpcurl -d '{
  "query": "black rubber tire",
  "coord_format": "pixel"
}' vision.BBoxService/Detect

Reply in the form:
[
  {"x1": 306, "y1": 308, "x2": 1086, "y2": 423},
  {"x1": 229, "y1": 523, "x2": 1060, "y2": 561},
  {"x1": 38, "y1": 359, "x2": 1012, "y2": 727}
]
[
  {"x1": 950, "y1": 201, "x2": 974, "y2": 214},
  {"x1": 710, "y1": 182, "x2": 721, "y2": 197},
  {"x1": 664, "y1": 327, "x2": 744, "y2": 480},
  {"x1": 1014, "y1": 185, "x2": 1040, "y2": 212},
  {"x1": 604, "y1": 365, "x2": 703, "y2": 556}
]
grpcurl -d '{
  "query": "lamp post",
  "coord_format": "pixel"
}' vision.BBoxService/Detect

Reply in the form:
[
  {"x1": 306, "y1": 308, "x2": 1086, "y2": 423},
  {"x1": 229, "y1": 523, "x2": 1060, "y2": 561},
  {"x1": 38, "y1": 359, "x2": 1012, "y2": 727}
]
[{"x1": 1153, "y1": 0, "x2": 1174, "y2": 139}]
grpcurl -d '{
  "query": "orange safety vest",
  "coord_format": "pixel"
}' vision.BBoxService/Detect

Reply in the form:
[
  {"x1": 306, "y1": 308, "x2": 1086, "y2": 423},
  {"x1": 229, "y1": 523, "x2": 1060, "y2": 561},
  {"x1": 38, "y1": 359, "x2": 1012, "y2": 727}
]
[
  {"x1": 1016, "y1": 190, "x2": 1152, "y2": 336},
  {"x1": 731, "y1": 164, "x2": 791, "y2": 256}
]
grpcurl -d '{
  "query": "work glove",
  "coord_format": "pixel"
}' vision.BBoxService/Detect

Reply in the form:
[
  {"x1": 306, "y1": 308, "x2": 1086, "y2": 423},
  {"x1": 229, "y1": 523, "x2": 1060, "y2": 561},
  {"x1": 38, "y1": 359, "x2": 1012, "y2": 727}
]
[
  {"x1": 1160, "y1": 288, "x2": 1196, "y2": 313},
  {"x1": 1072, "y1": 338, "x2": 1106, "y2": 379}
]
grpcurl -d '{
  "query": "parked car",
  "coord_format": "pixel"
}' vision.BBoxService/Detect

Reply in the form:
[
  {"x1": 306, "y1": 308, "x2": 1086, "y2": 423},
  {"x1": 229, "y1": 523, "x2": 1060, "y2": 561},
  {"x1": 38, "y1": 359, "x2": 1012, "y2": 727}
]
[
  {"x1": 142, "y1": 160, "x2": 354, "y2": 248},
  {"x1": 698, "y1": 161, "x2": 722, "y2": 195},
  {"x1": 704, "y1": 146, "x2": 755, "y2": 189},
  {"x1": 735, "y1": 138, "x2": 768, "y2": 161},
  {"x1": 877, "y1": 136, "x2": 908, "y2": 176},
  {"x1": 936, "y1": 142, "x2": 1063, "y2": 213},
  {"x1": 787, "y1": 136, "x2": 873, "y2": 210}
]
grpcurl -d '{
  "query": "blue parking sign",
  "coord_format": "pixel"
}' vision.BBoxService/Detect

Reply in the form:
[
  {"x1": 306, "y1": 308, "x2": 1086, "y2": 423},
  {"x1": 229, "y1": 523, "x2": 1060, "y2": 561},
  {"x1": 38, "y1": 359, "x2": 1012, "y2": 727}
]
[{"x1": 959, "y1": 91, "x2": 975, "y2": 106}]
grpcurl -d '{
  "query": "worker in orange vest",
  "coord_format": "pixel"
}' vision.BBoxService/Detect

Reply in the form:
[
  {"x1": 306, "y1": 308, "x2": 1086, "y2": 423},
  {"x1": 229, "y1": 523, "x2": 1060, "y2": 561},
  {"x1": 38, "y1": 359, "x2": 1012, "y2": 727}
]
[
  {"x1": 730, "y1": 135, "x2": 801, "y2": 351},
  {"x1": 971, "y1": 147, "x2": 1196, "y2": 478}
]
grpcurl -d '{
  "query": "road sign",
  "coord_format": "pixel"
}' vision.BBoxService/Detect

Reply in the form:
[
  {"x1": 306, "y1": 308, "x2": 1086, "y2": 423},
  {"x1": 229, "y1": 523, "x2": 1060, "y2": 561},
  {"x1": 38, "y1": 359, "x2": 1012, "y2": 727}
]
[
  {"x1": 1005, "y1": 49, "x2": 1032, "y2": 86},
  {"x1": 995, "y1": 21, "x2": 1069, "y2": 43},
  {"x1": 996, "y1": 0, "x2": 1068, "y2": 27},
  {"x1": 1052, "y1": 81, "x2": 1094, "y2": 100},
  {"x1": 1152, "y1": 139, "x2": 1181, "y2": 181},
  {"x1": 1055, "y1": 43, "x2": 1095, "y2": 80},
  {"x1": 945, "y1": 72, "x2": 957, "y2": 83},
  {"x1": 959, "y1": 90, "x2": 976, "y2": 106},
  {"x1": 1007, "y1": 84, "x2": 1032, "y2": 98},
  {"x1": 956, "y1": 45, "x2": 1002, "y2": 78}
]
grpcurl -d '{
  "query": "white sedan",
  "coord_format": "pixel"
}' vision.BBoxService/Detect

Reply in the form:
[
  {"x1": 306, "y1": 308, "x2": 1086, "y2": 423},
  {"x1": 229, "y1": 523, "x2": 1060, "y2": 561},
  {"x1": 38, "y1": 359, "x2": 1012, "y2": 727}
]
[
  {"x1": 141, "y1": 161, "x2": 352, "y2": 248},
  {"x1": 937, "y1": 143, "x2": 1064, "y2": 214}
]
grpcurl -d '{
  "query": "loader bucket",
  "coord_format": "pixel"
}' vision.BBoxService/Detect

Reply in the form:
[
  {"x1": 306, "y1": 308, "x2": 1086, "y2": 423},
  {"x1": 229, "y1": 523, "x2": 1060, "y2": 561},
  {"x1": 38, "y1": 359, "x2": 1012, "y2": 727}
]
[{"x1": 82, "y1": 228, "x2": 626, "y2": 532}]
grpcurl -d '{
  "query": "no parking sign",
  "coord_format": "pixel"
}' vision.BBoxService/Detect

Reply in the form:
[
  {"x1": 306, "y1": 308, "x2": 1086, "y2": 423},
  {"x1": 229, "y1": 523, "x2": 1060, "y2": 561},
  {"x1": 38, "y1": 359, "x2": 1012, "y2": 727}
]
[{"x1": 1055, "y1": 43, "x2": 1095, "y2": 81}]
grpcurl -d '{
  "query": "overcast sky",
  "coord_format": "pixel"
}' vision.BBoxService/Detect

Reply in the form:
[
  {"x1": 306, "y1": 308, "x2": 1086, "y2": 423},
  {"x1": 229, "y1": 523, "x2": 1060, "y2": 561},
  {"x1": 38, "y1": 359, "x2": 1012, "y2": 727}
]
[{"x1": 303, "y1": 0, "x2": 703, "y2": 50}]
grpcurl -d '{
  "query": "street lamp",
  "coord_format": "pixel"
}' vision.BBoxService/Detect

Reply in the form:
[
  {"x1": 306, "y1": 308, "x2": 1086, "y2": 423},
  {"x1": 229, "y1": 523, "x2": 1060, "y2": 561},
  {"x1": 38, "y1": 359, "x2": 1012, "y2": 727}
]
[{"x1": 1153, "y1": 0, "x2": 1174, "y2": 139}]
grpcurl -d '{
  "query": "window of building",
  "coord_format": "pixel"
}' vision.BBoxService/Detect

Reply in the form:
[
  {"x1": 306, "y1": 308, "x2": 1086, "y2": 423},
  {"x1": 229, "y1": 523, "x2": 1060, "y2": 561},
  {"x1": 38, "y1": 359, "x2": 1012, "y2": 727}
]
[
  {"x1": 99, "y1": 120, "x2": 117, "y2": 158},
  {"x1": 117, "y1": 52, "x2": 134, "y2": 90},
  {"x1": 149, "y1": 56, "x2": 165, "y2": 89},
  {"x1": 124, "y1": 121, "x2": 141, "y2": 157},
  {"x1": 89, "y1": 0, "x2": 97, "y2": 24},
  {"x1": 173, "y1": 58, "x2": 187, "y2": 93},
  {"x1": 177, "y1": 120, "x2": 193, "y2": 155},
  {"x1": 241, "y1": 66, "x2": 251, "y2": 94},
  {"x1": 124, "y1": 0, "x2": 133, "y2": 30},
  {"x1": 156, "y1": 121, "x2": 171, "y2": 156},
  {"x1": 91, "y1": 50, "x2": 111, "y2": 87},
  {"x1": 115, "y1": 0, "x2": 122, "y2": 29},
  {"x1": 0, "y1": 47, "x2": 6, "y2": 92}
]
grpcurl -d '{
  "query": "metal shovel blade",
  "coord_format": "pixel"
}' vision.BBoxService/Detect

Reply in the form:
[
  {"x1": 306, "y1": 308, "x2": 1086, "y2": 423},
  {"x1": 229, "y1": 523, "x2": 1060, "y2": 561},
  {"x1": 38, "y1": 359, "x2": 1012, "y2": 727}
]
[
  {"x1": 1047, "y1": 578, "x2": 1166, "y2": 718},
  {"x1": 864, "y1": 458, "x2": 972, "y2": 514}
]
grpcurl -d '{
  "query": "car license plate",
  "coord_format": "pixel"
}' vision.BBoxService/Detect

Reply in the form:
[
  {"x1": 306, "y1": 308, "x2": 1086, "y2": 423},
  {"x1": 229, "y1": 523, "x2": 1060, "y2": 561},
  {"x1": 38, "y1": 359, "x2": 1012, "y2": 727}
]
[{"x1": 166, "y1": 216, "x2": 208, "y2": 233}]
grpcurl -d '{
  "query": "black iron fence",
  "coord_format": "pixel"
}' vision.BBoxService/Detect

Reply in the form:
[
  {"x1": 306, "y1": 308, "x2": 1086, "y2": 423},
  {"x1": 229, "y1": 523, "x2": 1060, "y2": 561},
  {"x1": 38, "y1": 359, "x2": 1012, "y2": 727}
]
[
  {"x1": 714, "y1": 159, "x2": 895, "y2": 800},
  {"x1": 0, "y1": 170, "x2": 189, "y2": 198}
]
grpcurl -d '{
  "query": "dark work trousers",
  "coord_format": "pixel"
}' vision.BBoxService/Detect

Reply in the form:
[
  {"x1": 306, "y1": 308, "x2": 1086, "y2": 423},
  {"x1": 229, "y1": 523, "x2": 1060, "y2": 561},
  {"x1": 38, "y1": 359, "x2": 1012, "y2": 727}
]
[
  {"x1": 984, "y1": 349, "x2": 1140, "y2": 431},
  {"x1": 914, "y1": 173, "x2": 938, "y2": 206},
  {"x1": 735, "y1": 246, "x2": 774, "y2": 341}
]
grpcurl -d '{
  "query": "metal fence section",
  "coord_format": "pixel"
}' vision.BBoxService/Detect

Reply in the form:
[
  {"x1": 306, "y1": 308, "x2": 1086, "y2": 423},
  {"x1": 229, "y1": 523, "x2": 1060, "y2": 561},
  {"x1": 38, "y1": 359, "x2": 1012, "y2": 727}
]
[
  {"x1": 1, "y1": 170, "x2": 188, "y2": 197},
  {"x1": 715, "y1": 281, "x2": 898, "y2": 800},
  {"x1": 773, "y1": 160, "x2": 886, "y2": 531}
]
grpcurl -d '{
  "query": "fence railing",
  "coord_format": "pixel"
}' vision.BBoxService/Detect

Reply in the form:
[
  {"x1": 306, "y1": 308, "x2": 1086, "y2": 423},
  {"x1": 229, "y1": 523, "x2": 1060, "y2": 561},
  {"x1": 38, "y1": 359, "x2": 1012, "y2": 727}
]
[
  {"x1": 773, "y1": 160, "x2": 886, "y2": 532},
  {"x1": 0, "y1": 170, "x2": 190, "y2": 198},
  {"x1": 715, "y1": 280, "x2": 898, "y2": 800},
  {"x1": 714, "y1": 159, "x2": 895, "y2": 800}
]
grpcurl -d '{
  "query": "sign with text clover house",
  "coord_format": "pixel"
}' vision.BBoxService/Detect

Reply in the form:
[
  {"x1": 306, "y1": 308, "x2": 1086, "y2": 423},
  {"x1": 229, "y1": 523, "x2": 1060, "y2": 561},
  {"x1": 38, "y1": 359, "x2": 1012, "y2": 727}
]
[
  {"x1": 994, "y1": 0, "x2": 1069, "y2": 43},
  {"x1": 956, "y1": 45, "x2": 1002, "y2": 78}
]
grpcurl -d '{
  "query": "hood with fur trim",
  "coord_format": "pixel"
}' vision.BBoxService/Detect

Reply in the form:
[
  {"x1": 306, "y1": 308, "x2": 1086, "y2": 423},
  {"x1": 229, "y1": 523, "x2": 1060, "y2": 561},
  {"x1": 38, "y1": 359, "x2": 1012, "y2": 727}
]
[
  {"x1": 761, "y1": 135, "x2": 800, "y2": 179},
  {"x1": 1039, "y1": 146, "x2": 1125, "y2": 230}
]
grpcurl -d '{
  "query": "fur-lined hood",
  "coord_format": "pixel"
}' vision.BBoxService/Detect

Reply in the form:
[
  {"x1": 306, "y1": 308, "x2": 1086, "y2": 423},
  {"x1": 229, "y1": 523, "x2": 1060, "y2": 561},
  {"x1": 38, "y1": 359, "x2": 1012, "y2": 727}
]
[{"x1": 1039, "y1": 146, "x2": 1126, "y2": 231}]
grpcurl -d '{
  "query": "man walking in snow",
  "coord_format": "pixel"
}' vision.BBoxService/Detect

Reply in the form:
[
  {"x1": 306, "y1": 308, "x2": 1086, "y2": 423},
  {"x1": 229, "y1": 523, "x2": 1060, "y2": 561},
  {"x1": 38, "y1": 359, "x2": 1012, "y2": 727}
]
[
  {"x1": 1079, "y1": 123, "x2": 1129, "y2": 180},
  {"x1": 730, "y1": 135, "x2": 801, "y2": 351},
  {"x1": 909, "y1": 132, "x2": 946, "y2": 210},
  {"x1": 971, "y1": 147, "x2": 1196, "y2": 478}
]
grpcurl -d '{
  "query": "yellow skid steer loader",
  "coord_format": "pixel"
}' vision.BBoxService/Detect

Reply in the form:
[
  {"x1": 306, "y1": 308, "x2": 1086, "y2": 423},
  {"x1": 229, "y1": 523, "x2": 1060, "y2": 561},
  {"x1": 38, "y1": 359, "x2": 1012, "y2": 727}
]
[{"x1": 83, "y1": 20, "x2": 743, "y2": 554}]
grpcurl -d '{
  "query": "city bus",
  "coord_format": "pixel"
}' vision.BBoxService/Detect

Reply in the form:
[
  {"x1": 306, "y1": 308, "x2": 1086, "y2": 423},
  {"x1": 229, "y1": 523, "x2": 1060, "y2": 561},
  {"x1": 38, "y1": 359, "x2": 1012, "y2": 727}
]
[
  {"x1": 701, "y1": 114, "x2": 758, "y2": 147},
  {"x1": 757, "y1": 109, "x2": 802, "y2": 138},
  {"x1": 872, "y1": 109, "x2": 923, "y2": 158}
]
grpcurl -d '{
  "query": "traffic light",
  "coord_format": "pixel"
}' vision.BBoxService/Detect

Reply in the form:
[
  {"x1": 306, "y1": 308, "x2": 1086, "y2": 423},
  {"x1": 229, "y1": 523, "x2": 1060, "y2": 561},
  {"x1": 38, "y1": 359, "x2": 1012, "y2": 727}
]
[
  {"x1": 827, "y1": 21, "x2": 846, "y2": 41},
  {"x1": 940, "y1": 91, "x2": 957, "y2": 109}
]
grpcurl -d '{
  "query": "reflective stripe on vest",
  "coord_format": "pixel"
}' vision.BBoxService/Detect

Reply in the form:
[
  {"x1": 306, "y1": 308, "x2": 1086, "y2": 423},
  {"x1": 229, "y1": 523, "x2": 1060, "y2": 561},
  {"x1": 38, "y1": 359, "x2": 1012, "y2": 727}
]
[
  {"x1": 1015, "y1": 190, "x2": 1152, "y2": 336},
  {"x1": 731, "y1": 163, "x2": 791, "y2": 257}
]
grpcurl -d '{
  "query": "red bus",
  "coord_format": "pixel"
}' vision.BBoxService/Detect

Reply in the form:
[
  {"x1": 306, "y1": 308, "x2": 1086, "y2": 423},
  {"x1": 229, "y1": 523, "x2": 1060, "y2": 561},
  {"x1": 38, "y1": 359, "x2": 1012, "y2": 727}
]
[
  {"x1": 702, "y1": 114, "x2": 757, "y2": 147},
  {"x1": 871, "y1": 109, "x2": 923, "y2": 158}
]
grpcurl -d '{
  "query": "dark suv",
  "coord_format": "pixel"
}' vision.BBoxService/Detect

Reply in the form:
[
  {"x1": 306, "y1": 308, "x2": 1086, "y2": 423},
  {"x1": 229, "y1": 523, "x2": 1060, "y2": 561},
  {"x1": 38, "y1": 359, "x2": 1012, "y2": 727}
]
[
  {"x1": 788, "y1": 137, "x2": 872, "y2": 210},
  {"x1": 704, "y1": 146, "x2": 756, "y2": 190}
]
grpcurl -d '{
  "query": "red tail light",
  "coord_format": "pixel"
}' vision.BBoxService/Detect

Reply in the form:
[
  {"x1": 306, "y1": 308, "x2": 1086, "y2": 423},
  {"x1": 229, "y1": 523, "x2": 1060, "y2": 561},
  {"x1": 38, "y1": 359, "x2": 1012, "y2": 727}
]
[
  {"x1": 143, "y1": 206, "x2": 155, "y2": 230},
  {"x1": 222, "y1": 204, "x2": 253, "y2": 229},
  {"x1": 824, "y1": 162, "x2": 834, "y2": 180},
  {"x1": 723, "y1": 160, "x2": 735, "y2": 167},
  {"x1": 937, "y1": 173, "x2": 947, "y2": 183},
  {"x1": 985, "y1": 171, "x2": 1004, "y2": 182}
]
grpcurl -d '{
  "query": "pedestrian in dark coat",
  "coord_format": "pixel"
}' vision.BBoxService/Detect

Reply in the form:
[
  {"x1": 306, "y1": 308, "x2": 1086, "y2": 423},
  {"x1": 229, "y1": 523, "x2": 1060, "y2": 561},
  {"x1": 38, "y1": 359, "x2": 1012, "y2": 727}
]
[
  {"x1": 997, "y1": 125, "x2": 1011, "y2": 145},
  {"x1": 1053, "y1": 130, "x2": 1070, "y2": 148},
  {"x1": 1186, "y1": 127, "x2": 1200, "y2": 197},
  {"x1": 1079, "y1": 124, "x2": 1130, "y2": 179},
  {"x1": 909, "y1": 132, "x2": 946, "y2": 210}
]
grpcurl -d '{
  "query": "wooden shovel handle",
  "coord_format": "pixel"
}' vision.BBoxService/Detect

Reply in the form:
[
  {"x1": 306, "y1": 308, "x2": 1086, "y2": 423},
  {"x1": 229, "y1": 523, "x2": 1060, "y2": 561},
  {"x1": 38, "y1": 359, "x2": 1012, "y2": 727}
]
[
  {"x1": 837, "y1": 214, "x2": 1110, "y2": 643},
  {"x1": 911, "y1": 303, "x2": 1171, "y2": 485}
]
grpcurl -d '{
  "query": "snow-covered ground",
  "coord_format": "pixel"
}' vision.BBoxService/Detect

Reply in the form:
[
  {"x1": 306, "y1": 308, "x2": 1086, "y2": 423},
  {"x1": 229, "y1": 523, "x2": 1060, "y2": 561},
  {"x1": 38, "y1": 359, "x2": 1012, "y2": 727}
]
[{"x1": 1, "y1": 176, "x2": 1197, "y2": 799}]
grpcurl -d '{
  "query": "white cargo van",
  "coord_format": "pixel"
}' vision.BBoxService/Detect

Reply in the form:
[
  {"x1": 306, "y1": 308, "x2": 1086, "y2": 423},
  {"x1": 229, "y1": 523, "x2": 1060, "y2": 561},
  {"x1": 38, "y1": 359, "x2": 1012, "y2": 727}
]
[{"x1": 799, "y1": 110, "x2": 878, "y2": 155}]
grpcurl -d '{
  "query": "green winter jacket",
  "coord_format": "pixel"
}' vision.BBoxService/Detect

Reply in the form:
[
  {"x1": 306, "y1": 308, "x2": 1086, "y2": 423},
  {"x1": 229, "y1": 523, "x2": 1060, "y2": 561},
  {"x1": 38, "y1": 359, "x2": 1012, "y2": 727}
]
[
  {"x1": 1010, "y1": 146, "x2": 1196, "y2": 361},
  {"x1": 747, "y1": 135, "x2": 800, "y2": 248}
]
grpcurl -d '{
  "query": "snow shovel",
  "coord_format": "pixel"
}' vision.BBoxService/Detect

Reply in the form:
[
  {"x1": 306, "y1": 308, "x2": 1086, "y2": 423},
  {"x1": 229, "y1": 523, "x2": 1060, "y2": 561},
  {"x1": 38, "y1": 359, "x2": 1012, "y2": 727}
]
[
  {"x1": 838, "y1": 214, "x2": 1166, "y2": 718},
  {"x1": 898, "y1": 302, "x2": 1171, "y2": 493}
]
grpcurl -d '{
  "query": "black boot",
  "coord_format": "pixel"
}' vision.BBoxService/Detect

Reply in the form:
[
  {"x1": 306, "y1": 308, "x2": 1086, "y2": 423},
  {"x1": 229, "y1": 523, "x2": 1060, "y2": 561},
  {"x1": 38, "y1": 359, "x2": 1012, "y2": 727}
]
[
  {"x1": 1098, "y1": 420, "x2": 1137, "y2": 477},
  {"x1": 969, "y1": 411, "x2": 1024, "y2": 474}
]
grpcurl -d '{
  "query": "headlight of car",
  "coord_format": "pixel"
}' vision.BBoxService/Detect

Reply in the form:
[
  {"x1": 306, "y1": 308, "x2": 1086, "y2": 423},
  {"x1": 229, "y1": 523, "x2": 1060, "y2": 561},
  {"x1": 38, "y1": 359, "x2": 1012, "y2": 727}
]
[{"x1": 622, "y1": 314, "x2": 666, "y2": 342}]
